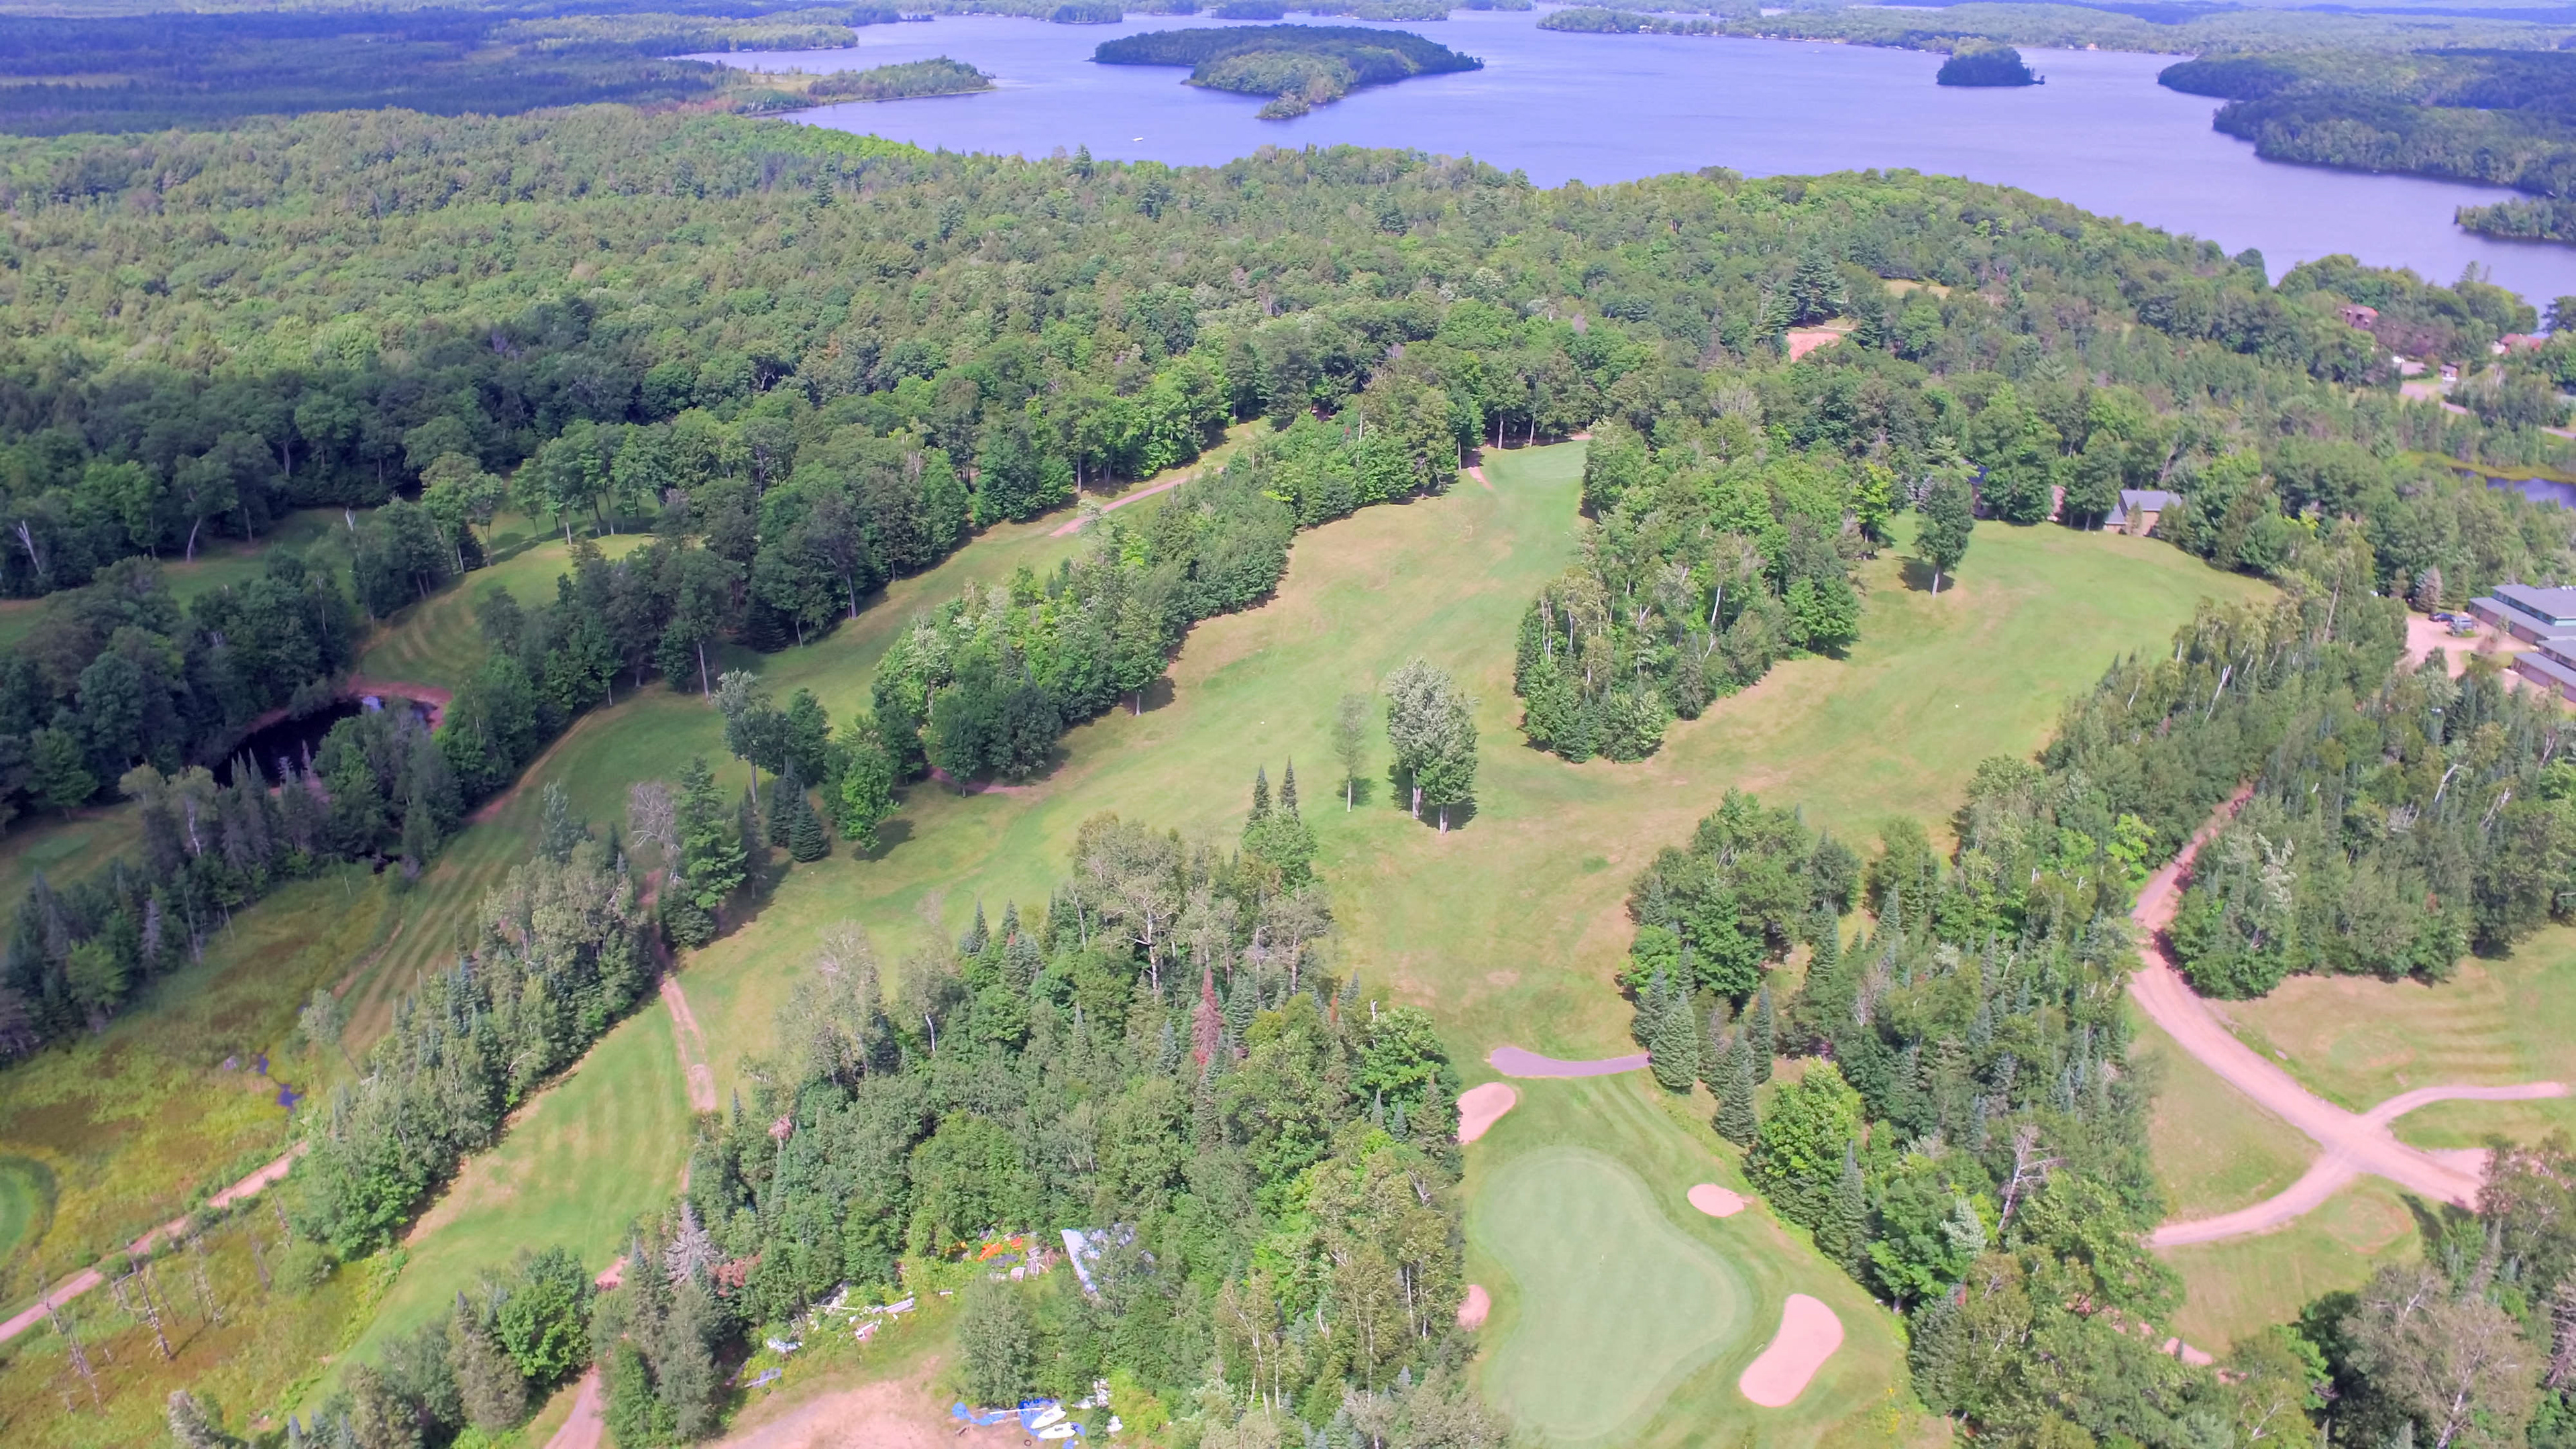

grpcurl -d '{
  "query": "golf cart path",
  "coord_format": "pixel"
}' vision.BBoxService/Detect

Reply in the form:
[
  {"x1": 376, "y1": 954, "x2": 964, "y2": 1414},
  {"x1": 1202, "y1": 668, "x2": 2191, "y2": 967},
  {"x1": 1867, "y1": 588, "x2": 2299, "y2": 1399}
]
[
  {"x1": 1049, "y1": 473, "x2": 1194, "y2": 537},
  {"x1": 0, "y1": 1142, "x2": 307, "y2": 1346},
  {"x1": 2134, "y1": 790, "x2": 2567, "y2": 1246}
]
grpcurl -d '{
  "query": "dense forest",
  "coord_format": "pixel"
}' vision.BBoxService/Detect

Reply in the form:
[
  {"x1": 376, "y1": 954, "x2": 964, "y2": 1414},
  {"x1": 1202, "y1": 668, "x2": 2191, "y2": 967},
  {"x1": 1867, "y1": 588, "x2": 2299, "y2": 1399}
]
[
  {"x1": 1536, "y1": 7, "x2": 1718, "y2": 34},
  {"x1": 2163, "y1": 48, "x2": 2576, "y2": 205},
  {"x1": 1620, "y1": 526, "x2": 2408, "y2": 1448}
]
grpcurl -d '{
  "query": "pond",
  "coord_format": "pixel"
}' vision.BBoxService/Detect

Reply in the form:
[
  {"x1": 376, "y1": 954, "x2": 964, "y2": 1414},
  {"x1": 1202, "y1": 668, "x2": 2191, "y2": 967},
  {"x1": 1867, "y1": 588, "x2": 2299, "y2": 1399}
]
[
  {"x1": 704, "y1": 7, "x2": 2576, "y2": 303},
  {"x1": 215, "y1": 694, "x2": 433, "y2": 788}
]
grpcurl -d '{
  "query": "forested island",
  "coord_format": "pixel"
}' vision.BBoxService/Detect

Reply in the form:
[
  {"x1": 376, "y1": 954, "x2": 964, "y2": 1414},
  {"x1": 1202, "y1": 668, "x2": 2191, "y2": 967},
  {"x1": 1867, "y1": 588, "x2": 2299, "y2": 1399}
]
[
  {"x1": 806, "y1": 55, "x2": 995, "y2": 101},
  {"x1": 1094, "y1": 23, "x2": 1481, "y2": 116},
  {"x1": 1538, "y1": 8, "x2": 1719, "y2": 36},
  {"x1": 1936, "y1": 44, "x2": 2039, "y2": 87}
]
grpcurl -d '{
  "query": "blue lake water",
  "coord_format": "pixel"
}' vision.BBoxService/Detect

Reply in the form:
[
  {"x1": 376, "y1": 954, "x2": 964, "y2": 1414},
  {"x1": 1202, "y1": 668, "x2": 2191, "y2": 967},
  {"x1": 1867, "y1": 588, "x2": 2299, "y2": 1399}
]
[{"x1": 704, "y1": 7, "x2": 2576, "y2": 305}]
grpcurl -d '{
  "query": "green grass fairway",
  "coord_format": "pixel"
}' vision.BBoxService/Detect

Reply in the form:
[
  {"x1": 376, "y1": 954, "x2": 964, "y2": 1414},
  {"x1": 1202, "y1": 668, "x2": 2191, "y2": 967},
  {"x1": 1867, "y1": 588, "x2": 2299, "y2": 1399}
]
[
  {"x1": 1476, "y1": 1146, "x2": 1752, "y2": 1442},
  {"x1": 2146, "y1": 926, "x2": 2576, "y2": 1346},
  {"x1": 2136, "y1": 1012, "x2": 2312, "y2": 1223},
  {"x1": 2161, "y1": 1175, "x2": 2421, "y2": 1350},
  {"x1": 1466, "y1": 1072, "x2": 1923, "y2": 1448},
  {"x1": 336, "y1": 1002, "x2": 690, "y2": 1372},
  {"x1": 2211, "y1": 928, "x2": 2576, "y2": 1147}
]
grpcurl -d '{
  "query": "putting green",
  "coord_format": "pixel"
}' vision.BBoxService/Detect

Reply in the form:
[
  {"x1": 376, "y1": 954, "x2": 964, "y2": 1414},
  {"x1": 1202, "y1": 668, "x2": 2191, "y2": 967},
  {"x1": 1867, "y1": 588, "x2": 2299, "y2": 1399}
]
[
  {"x1": 1474, "y1": 1145, "x2": 1752, "y2": 1444},
  {"x1": 0, "y1": 1155, "x2": 54, "y2": 1268}
]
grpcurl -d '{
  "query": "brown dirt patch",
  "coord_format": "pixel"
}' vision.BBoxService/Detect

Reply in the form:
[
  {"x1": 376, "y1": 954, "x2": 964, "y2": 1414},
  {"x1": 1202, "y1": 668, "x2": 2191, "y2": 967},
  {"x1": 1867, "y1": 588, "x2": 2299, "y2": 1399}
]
[{"x1": 717, "y1": 1365, "x2": 1022, "y2": 1449}]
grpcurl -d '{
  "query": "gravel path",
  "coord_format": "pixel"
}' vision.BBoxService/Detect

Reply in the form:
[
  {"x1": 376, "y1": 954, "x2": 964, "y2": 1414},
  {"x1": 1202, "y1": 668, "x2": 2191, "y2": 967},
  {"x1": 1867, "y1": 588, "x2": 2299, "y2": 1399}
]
[
  {"x1": 2134, "y1": 791, "x2": 2567, "y2": 1246},
  {"x1": 0, "y1": 1143, "x2": 306, "y2": 1345}
]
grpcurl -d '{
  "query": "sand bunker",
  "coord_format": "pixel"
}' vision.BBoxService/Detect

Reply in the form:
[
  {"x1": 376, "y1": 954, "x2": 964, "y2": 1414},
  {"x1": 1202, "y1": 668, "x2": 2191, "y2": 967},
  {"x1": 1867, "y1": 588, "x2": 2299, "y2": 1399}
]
[
  {"x1": 1458, "y1": 1284, "x2": 1491, "y2": 1330},
  {"x1": 1458, "y1": 1082, "x2": 1519, "y2": 1144},
  {"x1": 1737, "y1": 1294, "x2": 1843, "y2": 1408},
  {"x1": 1686, "y1": 1184, "x2": 1746, "y2": 1218}
]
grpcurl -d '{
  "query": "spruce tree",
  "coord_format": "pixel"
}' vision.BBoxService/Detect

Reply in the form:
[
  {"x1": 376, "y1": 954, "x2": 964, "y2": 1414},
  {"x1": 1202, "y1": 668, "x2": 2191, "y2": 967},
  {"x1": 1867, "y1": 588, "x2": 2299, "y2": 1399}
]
[
  {"x1": 787, "y1": 786, "x2": 828, "y2": 863},
  {"x1": 1699, "y1": 1000, "x2": 1734, "y2": 1093},
  {"x1": 961, "y1": 900, "x2": 989, "y2": 956},
  {"x1": 1280, "y1": 758, "x2": 1299, "y2": 814},
  {"x1": 1644, "y1": 971, "x2": 1699, "y2": 1091},
  {"x1": 453, "y1": 1293, "x2": 528, "y2": 1432},
  {"x1": 1821, "y1": 1147, "x2": 1869, "y2": 1272},
  {"x1": 1716, "y1": 1034, "x2": 1759, "y2": 1146},
  {"x1": 1750, "y1": 985, "x2": 1776, "y2": 1082},
  {"x1": 766, "y1": 765, "x2": 802, "y2": 849},
  {"x1": 1249, "y1": 765, "x2": 1271, "y2": 820}
]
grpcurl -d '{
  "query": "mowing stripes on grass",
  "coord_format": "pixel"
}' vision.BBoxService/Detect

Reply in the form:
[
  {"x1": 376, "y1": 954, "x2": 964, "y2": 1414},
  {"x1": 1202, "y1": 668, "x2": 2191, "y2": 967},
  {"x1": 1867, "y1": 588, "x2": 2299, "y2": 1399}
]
[{"x1": 1474, "y1": 1145, "x2": 1753, "y2": 1444}]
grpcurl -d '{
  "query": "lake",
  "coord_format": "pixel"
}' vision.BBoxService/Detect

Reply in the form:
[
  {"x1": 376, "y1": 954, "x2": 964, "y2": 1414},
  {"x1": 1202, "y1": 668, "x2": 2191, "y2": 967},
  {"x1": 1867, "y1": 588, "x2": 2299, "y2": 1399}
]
[{"x1": 704, "y1": 7, "x2": 2576, "y2": 305}]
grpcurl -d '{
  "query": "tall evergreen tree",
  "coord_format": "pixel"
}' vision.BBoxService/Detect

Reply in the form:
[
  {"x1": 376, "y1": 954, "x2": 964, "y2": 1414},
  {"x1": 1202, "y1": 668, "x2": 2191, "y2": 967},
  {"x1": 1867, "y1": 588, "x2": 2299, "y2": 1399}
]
[
  {"x1": 1750, "y1": 985, "x2": 1776, "y2": 1083},
  {"x1": 1819, "y1": 1147, "x2": 1869, "y2": 1272},
  {"x1": 787, "y1": 786, "x2": 828, "y2": 863},
  {"x1": 1716, "y1": 1034, "x2": 1759, "y2": 1145},
  {"x1": 1644, "y1": 971, "x2": 1699, "y2": 1091},
  {"x1": 1279, "y1": 758, "x2": 1299, "y2": 814}
]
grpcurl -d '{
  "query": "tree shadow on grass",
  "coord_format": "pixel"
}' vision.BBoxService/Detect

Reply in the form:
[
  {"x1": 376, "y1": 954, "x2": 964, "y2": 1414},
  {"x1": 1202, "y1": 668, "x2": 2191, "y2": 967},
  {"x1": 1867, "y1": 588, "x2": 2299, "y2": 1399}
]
[{"x1": 1896, "y1": 556, "x2": 1946, "y2": 594}]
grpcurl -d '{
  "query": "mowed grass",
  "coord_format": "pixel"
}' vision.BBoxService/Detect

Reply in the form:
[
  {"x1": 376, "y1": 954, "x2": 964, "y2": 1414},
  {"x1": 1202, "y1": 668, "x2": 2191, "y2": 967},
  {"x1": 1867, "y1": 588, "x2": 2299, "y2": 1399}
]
[
  {"x1": 1466, "y1": 1073, "x2": 1926, "y2": 1448},
  {"x1": 2160, "y1": 1175, "x2": 2422, "y2": 1350},
  {"x1": 1476, "y1": 1146, "x2": 1753, "y2": 1444},
  {"x1": 2209, "y1": 932, "x2": 2576, "y2": 1148},
  {"x1": 2134, "y1": 1012, "x2": 2312, "y2": 1223}
]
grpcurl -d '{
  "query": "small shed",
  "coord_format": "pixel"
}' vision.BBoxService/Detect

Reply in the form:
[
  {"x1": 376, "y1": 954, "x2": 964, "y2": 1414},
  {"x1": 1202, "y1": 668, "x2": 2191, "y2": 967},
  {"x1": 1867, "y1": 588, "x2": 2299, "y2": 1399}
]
[{"x1": 2106, "y1": 489, "x2": 2176, "y2": 537}]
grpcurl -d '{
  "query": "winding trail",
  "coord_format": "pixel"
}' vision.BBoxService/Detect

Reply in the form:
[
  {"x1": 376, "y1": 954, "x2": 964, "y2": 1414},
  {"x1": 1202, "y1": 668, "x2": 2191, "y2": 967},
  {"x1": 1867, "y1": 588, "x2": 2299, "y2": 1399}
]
[
  {"x1": 2133, "y1": 791, "x2": 2568, "y2": 1246},
  {"x1": 0, "y1": 1142, "x2": 307, "y2": 1346},
  {"x1": 1049, "y1": 474, "x2": 1195, "y2": 537},
  {"x1": 661, "y1": 976, "x2": 719, "y2": 1114}
]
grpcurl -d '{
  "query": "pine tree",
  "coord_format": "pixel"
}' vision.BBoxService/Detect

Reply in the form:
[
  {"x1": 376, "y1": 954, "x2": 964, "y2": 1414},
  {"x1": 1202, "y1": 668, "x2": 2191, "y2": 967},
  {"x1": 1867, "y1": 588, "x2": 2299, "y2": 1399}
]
[
  {"x1": 1699, "y1": 1000, "x2": 1734, "y2": 1093},
  {"x1": 1716, "y1": 1034, "x2": 1759, "y2": 1146},
  {"x1": 766, "y1": 765, "x2": 801, "y2": 849},
  {"x1": 663, "y1": 756, "x2": 745, "y2": 948},
  {"x1": 1644, "y1": 971, "x2": 1699, "y2": 1091},
  {"x1": 453, "y1": 1293, "x2": 528, "y2": 1432},
  {"x1": 1279, "y1": 758, "x2": 1299, "y2": 814},
  {"x1": 1249, "y1": 765, "x2": 1271, "y2": 820},
  {"x1": 961, "y1": 900, "x2": 989, "y2": 956},
  {"x1": 787, "y1": 786, "x2": 828, "y2": 863},
  {"x1": 1750, "y1": 985, "x2": 1776, "y2": 1083},
  {"x1": 1819, "y1": 1148, "x2": 1868, "y2": 1271}
]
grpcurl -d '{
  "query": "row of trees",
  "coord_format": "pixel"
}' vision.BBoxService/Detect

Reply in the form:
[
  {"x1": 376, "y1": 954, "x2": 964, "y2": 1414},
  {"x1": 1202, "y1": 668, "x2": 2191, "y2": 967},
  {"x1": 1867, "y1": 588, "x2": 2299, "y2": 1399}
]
[
  {"x1": 869, "y1": 415, "x2": 1458, "y2": 789},
  {"x1": 1619, "y1": 529, "x2": 2412, "y2": 1446}
]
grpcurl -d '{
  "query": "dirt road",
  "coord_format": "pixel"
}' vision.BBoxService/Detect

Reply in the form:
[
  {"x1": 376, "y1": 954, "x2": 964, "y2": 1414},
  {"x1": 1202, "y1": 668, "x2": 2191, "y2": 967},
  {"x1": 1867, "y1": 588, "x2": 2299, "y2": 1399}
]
[
  {"x1": 1049, "y1": 473, "x2": 1195, "y2": 537},
  {"x1": 2132, "y1": 793, "x2": 2566, "y2": 1246},
  {"x1": 0, "y1": 1142, "x2": 307, "y2": 1344},
  {"x1": 661, "y1": 975, "x2": 719, "y2": 1114}
]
